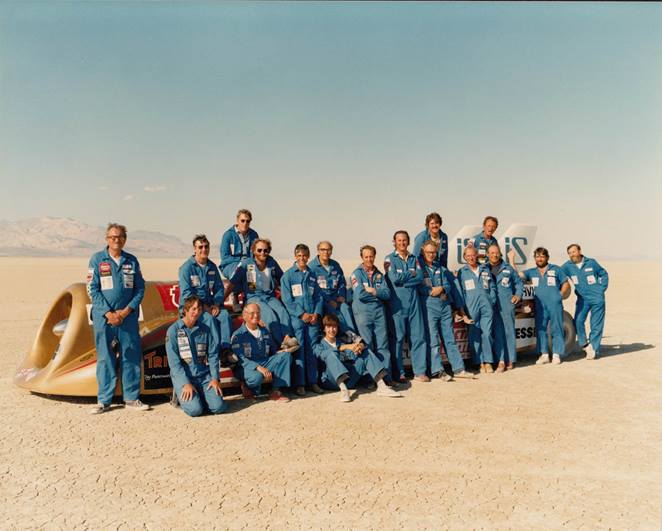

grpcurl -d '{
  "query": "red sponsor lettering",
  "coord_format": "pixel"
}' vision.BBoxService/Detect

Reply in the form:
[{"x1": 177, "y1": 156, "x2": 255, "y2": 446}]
[{"x1": 154, "y1": 283, "x2": 180, "y2": 312}]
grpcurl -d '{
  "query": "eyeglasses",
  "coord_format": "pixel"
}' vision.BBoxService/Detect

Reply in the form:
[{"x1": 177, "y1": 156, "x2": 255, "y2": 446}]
[
  {"x1": 195, "y1": 245, "x2": 209, "y2": 249},
  {"x1": 318, "y1": 248, "x2": 331, "y2": 252},
  {"x1": 238, "y1": 219, "x2": 251, "y2": 224},
  {"x1": 106, "y1": 235, "x2": 125, "y2": 241},
  {"x1": 255, "y1": 248, "x2": 270, "y2": 254}
]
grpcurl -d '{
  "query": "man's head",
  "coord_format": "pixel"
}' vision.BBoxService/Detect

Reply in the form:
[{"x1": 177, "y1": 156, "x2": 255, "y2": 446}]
[
  {"x1": 425, "y1": 213, "x2": 442, "y2": 234},
  {"x1": 393, "y1": 230, "x2": 410, "y2": 253},
  {"x1": 487, "y1": 244, "x2": 502, "y2": 266},
  {"x1": 360, "y1": 245, "x2": 376, "y2": 269},
  {"x1": 252, "y1": 238, "x2": 272, "y2": 264},
  {"x1": 463, "y1": 245, "x2": 478, "y2": 267},
  {"x1": 242, "y1": 303, "x2": 261, "y2": 330},
  {"x1": 482, "y1": 216, "x2": 499, "y2": 238},
  {"x1": 236, "y1": 209, "x2": 252, "y2": 234},
  {"x1": 567, "y1": 243, "x2": 583, "y2": 264},
  {"x1": 181, "y1": 296, "x2": 203, "y2": 323},
  {"x1": 294, "y1": 244, "x2": 310, "y2": 269},
  {"x1": 422, "y1": 240, "x2": 439, "y2": 265},
  {"x1": 192, "y1": 234, "x2": 210, "y2": 263},
  {"x1": 106, "y1": 223, "x2": 127, "y2": 254},
  {"x1": 322, "y1": 313, "x2": 340, "y2": 339},
  {"x1": 317, "y1": 241, "x2": 333, "y2": 262},
  {"x1": 534, "y1": 247, "x2": 550, "y2": 268}
]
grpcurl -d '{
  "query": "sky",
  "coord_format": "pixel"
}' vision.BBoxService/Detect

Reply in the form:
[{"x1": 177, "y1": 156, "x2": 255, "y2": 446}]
[{"x1": 1, "y1": 2, "x2": 660, "y2": 262}]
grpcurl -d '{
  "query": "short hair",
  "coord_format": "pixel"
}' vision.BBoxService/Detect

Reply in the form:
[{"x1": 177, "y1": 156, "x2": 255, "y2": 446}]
[
  {"x1": 422, "y1": 239, "x2": 439, "y2": 250},
  {"x1": 425, "y1": 212, "x2": 442, "y2": 227},
  {"x1": 294, "y1": 243, "x2": 310, "y2": 256},
  {"x1": 242, "y1": 302, "x2": 261, "y2": 318},
  {"x1": 192, "y1": 234, "x2": 209, "y2": 247},
  {"x1": 567, "y1": 243, "x2": 581, "y2": 252},
  {"x1": 463, "y1": 245, "x2": 478, "y2": 258},
  {"x1": 181, "y1": 295, "x2": 201, "y2": 314},
  {"x1": 487, "y1": 243, "x2": 501, "y2": 254},
  {"x1": 533, "y1": 247, "x2": 549, "y2": 258},
  {"x1": 236, "y1": 209, "x2": 252, "y2": 221},
  {"x1": 251, "y1": 238, "x2": 272, "y2": 253},
  {"x1": 360, "y1": 244, "x2": 376, "y2": 257},
  {"x1": 106, "y1": 222, "x2": 127, "y2": 238},
  {"x1": 322, "y1": 313, "x2": 340, "y2": 328},
  {"x1": 317, "y1": 241, "x2": 333, "y2": 251},
  {"x1": 392, "y1": 230, "x2": 410, "y2": 243},
  {"x1": 483, "y1": 216, "x2": 498, "y2": 227}
]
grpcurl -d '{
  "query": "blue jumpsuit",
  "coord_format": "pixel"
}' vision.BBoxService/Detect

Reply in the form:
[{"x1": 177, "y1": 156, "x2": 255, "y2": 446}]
[
  {"x1": 490, "y1": 260, "x2": 524, "y2": 364},
  {"x1": 281, "y1": 265, "x2": 323, "y2": 386},
  {"x1": 418, "y1": 260, "x2": 467, "y2": 375},
  {"x1": 230, "y1": 323, "x2": 292, "y2": 395},
  {"x1": 562, "y1": 257, "x2": 608, "y2": 355},
  {"x1": 349, "y1": 267, "x2": 393, "y2": 379},
  {"x1": 309, "y1": 257, "x2": 356, "y2": 333},
  {"x1": 230, "y1": 257, "x2": 293, "y2": 343},
  {"x1": 178, "y1": 256, "x2": 232, "y2": 350},
  {"x1": 413, "y1": 229, "x2": 449, "y2": 268},
  {"x1": 219, "y1": 226, "x2": 259, "y2": 279},
  {"x1": 314, "y1": 338, "x2": 388, "y2": 390},
  {"x1": 471, "y1": 233, "x2": 499, "y2": 265},
  {"x1": 457, "y1": 264, "x2": 496, "y2": 364},
  {"x1": 166, "y1": 319, "x2": 227, "y2": 417},
  {"x1": 87, "y1": 249, "x2": 145, "y2": 406},
  {"x1": 523, "y1": 265, "x2": 569, "y2": 356},
  {"x1": 384, "y1": 252, "x2": 428, "y2": 378}
]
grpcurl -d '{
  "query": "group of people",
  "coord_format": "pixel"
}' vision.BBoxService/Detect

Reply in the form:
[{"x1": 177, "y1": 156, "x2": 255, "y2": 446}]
[{"x1": 86, "y1": 211, "x2": 609, "y2": 416}]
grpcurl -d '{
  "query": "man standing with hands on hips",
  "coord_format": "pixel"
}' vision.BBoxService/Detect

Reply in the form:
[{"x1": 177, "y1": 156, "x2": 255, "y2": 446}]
[{"x1": 87, "y1": 223, "x2": 150, "y2": 414}]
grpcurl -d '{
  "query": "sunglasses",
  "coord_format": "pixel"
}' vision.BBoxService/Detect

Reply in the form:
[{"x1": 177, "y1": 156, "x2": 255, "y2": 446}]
[{"x1": 255, "y1": 248, "x2": 271, "y2": 254}]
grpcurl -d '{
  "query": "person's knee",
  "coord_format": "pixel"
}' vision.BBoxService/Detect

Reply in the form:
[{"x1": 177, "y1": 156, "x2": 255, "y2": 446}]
[
  {"x1": 244, "y1": 370, "x2": 264, "y2": 388},
  {"x1": 181, "y1": 400, "x2": 204, "y2": 417},
  {"x1": 208, "y1": 398, "x2": 228, "y2": 415}
]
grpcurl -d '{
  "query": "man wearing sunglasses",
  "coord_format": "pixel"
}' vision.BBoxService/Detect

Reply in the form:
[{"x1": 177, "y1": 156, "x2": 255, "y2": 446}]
[
  {"x1": 220, "y1": 209, "x2": 259, "y2": 280},
  {"x1": 87, "y1": 223, "x2": 149, "y2": 414},
  {"x1": 178, "y1": 234, "x2": 233, "y2": 356},
  {"x1": 227, "y1": 238, "x2": 299, "y2": 352}
]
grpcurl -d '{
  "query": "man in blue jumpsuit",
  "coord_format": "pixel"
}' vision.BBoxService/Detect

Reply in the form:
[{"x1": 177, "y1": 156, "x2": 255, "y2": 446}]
[
  {"x1": 166, "y1": 296, "x2": 228, "y2": 416},
  {"x1": 178, "y1": 234, "x2": 233, "y2": 355},
  {"x1": 418, "y1": 240, "x2": 476, "y2": 380},
  {"x1": 487, "y1": 244, "x2": 523, "y2": 371},
  {"x1": 281, "y1": 244, "x2": 324, "y2": 396},
  {"x1": 228, "y1": 238, "x2": 297, "y2": 349},
  {"x1": 314, "y1": 314, "x2": 401, "y2": 402},
  {"x1": 219, "y1": 208, "x2": 259, "y2": 280},
  {"x1": 349, "y1": 245, "x2": 394, "y2": 381},
  {"x1": 457, "y1": 246, "x2": 497, "y2": 373},
  {"x1": 520, "y1": 247, "x2": 571, "y2": 365},
  {"x1": 230, "y1": 303, "x2": 292, "y2": 402},
  {"x1": 413, "y1": 212, "x2": 449, "y2": 268},
  {"x1": 384, "y1": 230, "x2": 428, "y2": 383},
  {"x1": 471, "y1": 215, "x2": 500, "y2": 265},
  {"x1": 562, "y1": 244, "x2": 609, "y2": 360},
  {"x1": 309, "y1": 240, "x2": 356, "y2": 334},
  {"x1": 87, "y1": 223, "x2": 149, "y2": 413}
]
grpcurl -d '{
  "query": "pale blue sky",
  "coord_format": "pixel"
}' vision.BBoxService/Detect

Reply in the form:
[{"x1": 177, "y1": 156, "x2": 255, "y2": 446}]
[{"x1": 1, "y1": 2, "x2": 660, "y2": 261}]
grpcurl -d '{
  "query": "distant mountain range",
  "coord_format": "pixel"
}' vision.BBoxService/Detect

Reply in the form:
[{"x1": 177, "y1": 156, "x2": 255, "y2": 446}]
[{"x1": 0, "y1": 217, "x2": 190, "y2": 257}]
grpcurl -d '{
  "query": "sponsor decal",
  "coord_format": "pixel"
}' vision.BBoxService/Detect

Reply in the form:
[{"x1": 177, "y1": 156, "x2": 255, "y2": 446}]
[
  {"x1": 154, "y1": 283, "x2": 180, "y2": 312},
  {"x1": 99, "y1": 262, "x2": 111, "y2": 276}
]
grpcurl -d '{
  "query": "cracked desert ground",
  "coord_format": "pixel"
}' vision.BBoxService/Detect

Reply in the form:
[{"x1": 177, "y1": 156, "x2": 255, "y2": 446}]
[{"x1": 1, "y1": 258, "x2": 660, "y2": 530}]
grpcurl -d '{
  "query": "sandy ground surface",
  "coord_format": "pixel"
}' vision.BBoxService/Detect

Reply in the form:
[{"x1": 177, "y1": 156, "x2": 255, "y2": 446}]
[{"x1": 1, "y1": 257, "x2": 660, "y2": 529}]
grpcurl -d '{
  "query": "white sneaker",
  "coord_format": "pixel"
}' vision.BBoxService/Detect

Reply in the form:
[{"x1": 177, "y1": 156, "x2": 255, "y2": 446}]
[
  {"x1": 124, "y1": 399, "x2": 151, "y2": 411},
  {"x1": 536, "y1": 354, "x2": 550, "y2": 365},
  {"x1": 340, "y1": 389, "x2": 351, "y2": 402},
  {"x1": 376, "y1": 386, "x2": 402, "y2": 398},
  {"x1": 90, "y1": 403, "x2": 109, "y2": 415},
  {"x1": 551, "y1": 354, "x2": 562, "y2": 365},
  {"x1": 454, "y1": 370, "x2": 477, "y2": 379},
  {"x1": 585, "y1": 345, "x2": 596, "y2": 360},
  {"x1": 280, "y1": 336, "x2": 300, "y2": 353}
]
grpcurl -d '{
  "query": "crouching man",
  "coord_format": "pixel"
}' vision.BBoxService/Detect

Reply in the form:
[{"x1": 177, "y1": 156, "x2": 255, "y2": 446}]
[
  {"x1": 314, "y1": 314, "x2": 402, "y2": 402},
  {"x1": 166, "y1": 296, "x2": 228, "y2": 417},
  {"x1": 230, "y1": 303, "x2": 292, "y2": 402}
]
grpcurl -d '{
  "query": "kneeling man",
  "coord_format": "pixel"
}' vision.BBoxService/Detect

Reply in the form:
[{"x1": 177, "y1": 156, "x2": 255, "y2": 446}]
[
  {"x1": 230, "y1": 303, "x2": 292, "y2": 402},
  {"x1": 314, "y1": 314, "x2": 401, "y2": 402},
  {"x1": 166, "y1": 296, "x2": 228, "y2": 417}
]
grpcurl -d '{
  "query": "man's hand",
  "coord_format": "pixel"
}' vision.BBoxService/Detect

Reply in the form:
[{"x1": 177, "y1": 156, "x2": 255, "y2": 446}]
[
  {"x1": 365, "y1": 287, "x2": 377, "y2": 296},
  {"x1": 105, "y1": 311, "x2": 121, "y2": 326},
  {"x1": 511, "y1": 295, "x2": 521, "y2": 305},
  {"x1": 300, "y1": 313, "x2": 312, "y2": 324},
  {"x1": 430, "y1": 286, "x2": 444, "y2": 297},
  {"x1": 206, "y1": 378, "x2": 222, "y2": 396},
  {"x1": 257, "y1": 366, "x2": 272, "y2": 382},
  {"x1": 310, "y1": 313, "x2": 319, "y2": 325},
  {"x1": 209, "y1": 305, "x2": 220, "y2": 317},
  {"x1": 180, "y1": 383, "x2": 196, "y2": 402}
]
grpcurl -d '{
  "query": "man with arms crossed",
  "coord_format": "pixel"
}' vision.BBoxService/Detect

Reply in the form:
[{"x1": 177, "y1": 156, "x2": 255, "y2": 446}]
[{"x1": 87, "y1": 223, "x2": 149, "y2": 413}]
